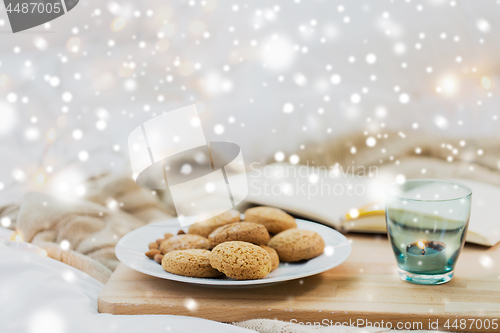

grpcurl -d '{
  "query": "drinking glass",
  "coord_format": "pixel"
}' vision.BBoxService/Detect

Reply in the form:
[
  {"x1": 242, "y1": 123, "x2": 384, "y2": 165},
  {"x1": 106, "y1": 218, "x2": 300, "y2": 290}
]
[{"x1": 385, "y1": 179, "x2": 472, "y2": 285}]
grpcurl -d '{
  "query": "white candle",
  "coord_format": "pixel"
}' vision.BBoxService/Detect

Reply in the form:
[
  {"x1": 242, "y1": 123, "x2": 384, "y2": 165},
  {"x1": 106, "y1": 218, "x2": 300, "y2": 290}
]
[{"x1": 405, "y1": 241, "x2": 447, "y2": 273}]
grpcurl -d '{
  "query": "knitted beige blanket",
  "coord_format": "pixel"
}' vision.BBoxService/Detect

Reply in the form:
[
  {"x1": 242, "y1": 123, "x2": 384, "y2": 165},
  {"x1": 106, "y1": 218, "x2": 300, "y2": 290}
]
[
  {"x1": 0, "y1": 176, "x2": 176, "y2": 284},
  {"x1": 1, "y1": 132, "x2": 494, "y2": 333}
]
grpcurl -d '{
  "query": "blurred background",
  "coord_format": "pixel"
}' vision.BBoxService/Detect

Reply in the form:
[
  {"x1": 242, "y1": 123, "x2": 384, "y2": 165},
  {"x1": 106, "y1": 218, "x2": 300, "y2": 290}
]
[{"x1": 0, "y1": 0, "x2": 499, "y2": 205}]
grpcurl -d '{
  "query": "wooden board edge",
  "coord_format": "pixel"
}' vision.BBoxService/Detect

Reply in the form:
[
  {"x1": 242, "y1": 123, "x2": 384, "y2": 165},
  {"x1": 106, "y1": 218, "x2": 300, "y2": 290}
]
[
  {"x1": 94, "y1": 301, "x2": 500, "y2": 332},
  {"x1": 97, "y1": 296, "x2": 116, "y2": 314}
]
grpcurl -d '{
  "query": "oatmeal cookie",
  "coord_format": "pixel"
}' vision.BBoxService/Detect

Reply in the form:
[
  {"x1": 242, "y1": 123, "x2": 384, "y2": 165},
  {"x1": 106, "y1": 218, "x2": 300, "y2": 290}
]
[
  {"x1": 244, "y1": 207, "x2": 297, "y2": 234},
  {"x1": 209, "y1": 241, "x2": 272, "y2": 280}
]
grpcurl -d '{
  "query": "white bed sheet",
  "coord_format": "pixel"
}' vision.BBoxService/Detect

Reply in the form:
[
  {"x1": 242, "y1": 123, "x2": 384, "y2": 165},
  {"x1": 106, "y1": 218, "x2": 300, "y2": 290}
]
[{"x1": 0, "y1": 244, "x2": 255, "y2": 333}]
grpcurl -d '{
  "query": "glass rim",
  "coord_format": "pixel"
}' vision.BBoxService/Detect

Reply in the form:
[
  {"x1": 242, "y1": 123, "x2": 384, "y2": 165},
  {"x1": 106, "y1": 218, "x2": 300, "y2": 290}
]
[{"x1": 386, "y1": 178, "x2": 473, "y2": 202}]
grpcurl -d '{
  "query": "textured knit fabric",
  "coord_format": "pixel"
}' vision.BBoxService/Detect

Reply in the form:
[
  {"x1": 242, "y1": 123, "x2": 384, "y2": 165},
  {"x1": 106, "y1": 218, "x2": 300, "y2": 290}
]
[
  {"x1": 1, "y1": 176, "x2": 175, "y2": 283},
  {"x1": 295, "y1": 132, "x2": 500, "y2": 186},
  {"x1": 233, "y1": 319, "x2": 448, "y2": 333}
]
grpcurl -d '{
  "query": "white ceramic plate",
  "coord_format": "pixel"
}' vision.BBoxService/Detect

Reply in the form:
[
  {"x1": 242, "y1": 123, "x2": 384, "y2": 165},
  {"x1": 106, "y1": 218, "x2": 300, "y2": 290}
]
[{"x1": 116, "y1": 218, "x2": 351, "y2": 286}]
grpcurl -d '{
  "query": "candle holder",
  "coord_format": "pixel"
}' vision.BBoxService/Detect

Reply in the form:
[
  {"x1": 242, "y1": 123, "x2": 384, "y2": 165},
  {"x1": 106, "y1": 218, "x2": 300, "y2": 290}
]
[{"x1": 386, "y1": 179, "x2": 472, "y2": 285}]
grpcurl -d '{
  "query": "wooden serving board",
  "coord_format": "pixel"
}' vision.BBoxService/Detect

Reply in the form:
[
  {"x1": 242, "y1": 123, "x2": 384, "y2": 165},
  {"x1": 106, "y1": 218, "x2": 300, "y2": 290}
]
[{"x1": 99, "y1": 234, "x2": 500, "y2": 332}]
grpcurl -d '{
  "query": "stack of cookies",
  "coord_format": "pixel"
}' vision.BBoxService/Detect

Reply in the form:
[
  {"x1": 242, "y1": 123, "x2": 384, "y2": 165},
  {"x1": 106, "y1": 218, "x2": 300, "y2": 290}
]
[{"x1": 145, "y1": 207, "x2": 325, "y2": 280}]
